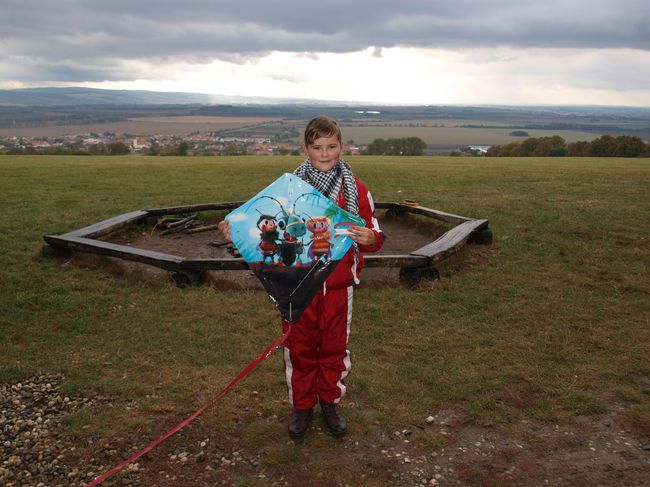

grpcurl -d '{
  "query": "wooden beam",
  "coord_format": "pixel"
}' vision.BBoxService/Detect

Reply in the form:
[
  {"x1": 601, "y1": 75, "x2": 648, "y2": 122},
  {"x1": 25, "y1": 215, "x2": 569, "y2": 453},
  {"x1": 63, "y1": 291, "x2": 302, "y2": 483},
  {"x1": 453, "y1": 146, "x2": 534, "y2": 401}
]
[
  {"x1": 63, "y1": 210, "x2": 149, "y2": 239},
  {"x1": 43, "y1": 235, "x2": 185, "y2": 271},
  {"x1": 397, "y1": 204, "x2": 472, "y2": 225},
  {"x1": 364, "y1": 254, "x2": 428, "y2": 268},
  {"x1": 375, "y1": 202, "x2": 397, "y2": 210},
  {"x1": 410, "y1": 219, "x2": 489, "y2": 263}
]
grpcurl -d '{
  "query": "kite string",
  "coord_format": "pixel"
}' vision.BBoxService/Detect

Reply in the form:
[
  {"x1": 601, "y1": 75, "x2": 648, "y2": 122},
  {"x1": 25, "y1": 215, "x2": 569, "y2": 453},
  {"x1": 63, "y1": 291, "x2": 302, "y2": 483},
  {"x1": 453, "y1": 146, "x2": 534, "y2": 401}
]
[
  {"x1": 86, "y1": 327, "x2": 292, "y2": 487},
  {"x1": 289, "y1": 256, "x2": 325, "y2": 298}
]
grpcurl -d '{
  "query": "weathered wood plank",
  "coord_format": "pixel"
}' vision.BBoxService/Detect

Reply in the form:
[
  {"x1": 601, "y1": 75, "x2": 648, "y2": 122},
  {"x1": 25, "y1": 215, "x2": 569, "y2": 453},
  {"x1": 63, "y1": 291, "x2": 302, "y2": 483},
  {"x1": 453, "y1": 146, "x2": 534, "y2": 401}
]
[
  {"x1": 63, "y1": 210, "x2": 149, "y2": 239},
  {"x1": 145, "y1": 202, "x2": 245, "y2": 216},
  {"x1": 363, "y1": 254, "x2": 428, "y2": 268},
  {"x1": 398, "y1": 204, "x2": 472, "y2": 225},
  {"x1": 410, "y1": 219, "x2": 489, "y2": 262},
  {"x1": 43, "y1": 235, "x2": 185, "y2": 271},
  {"x1": 375, "y1": 202, "x2": 397, "y2": 210}
]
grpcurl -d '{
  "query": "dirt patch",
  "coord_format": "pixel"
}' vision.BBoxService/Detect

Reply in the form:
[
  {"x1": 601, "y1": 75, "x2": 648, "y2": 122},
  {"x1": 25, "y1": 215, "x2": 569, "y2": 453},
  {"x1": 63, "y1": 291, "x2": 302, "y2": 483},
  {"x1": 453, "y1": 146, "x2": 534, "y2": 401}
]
[
  {"x1": 9, "y1": 384, "x2": 648, "y2": 486},
  {"x1": 98, "y1": 211, "x2": 452, "y2": 288}
]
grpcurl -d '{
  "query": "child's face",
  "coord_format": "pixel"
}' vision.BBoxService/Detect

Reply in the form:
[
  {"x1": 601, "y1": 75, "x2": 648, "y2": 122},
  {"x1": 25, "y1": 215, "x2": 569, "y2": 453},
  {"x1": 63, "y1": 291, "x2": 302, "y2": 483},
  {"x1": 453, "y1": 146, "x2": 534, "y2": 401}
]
[{"x1": 303, "y1": 135, "x2": 342, "y2": 172}]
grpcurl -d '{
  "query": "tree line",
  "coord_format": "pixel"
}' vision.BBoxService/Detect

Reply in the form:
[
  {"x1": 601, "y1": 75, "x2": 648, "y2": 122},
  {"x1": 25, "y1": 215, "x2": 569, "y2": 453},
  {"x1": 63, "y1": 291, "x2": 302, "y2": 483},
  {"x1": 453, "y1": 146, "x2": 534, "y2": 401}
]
[
  {"x1": 486, "y1": 135, "x2": 649, "y2": 157},
  {"x1": 3, "y1": 142, "x2": 132, "y2": 156},
  {"x1": 364, "y1": 137, "x2": 427, "y2": 156}
]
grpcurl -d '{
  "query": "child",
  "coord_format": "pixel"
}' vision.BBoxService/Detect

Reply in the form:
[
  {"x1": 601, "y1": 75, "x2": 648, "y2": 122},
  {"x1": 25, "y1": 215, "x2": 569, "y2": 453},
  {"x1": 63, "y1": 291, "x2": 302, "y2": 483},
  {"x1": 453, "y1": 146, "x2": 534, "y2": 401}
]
[{"x1": 219, "y1": 116, "x2": 384, "y2": 440}]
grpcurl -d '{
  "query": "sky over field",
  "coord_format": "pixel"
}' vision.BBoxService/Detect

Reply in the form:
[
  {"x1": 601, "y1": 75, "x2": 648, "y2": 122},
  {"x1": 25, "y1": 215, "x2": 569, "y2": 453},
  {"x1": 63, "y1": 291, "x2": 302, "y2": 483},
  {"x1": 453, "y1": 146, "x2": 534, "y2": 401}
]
[{"x1": 2, "y1": 0, "x2": 649, "y2": 106}]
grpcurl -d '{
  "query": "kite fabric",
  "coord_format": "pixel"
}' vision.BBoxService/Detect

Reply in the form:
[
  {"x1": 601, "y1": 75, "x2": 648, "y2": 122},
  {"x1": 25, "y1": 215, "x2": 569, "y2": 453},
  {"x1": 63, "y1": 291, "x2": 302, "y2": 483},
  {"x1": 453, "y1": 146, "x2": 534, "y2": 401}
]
[{"x1": 225, "y1": 173, "x2": 366, "y2": 323}]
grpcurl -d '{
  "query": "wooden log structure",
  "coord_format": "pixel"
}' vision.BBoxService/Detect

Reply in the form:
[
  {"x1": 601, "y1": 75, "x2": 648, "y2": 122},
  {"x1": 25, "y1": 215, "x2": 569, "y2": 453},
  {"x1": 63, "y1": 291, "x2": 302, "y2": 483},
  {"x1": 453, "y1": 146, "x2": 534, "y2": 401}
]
[
  {"x1": 43, "y1": 201, "x2": 490, "y2": 286},
  {"x1": 43, "y1": 235, "x2": 185, "y2": 272},
  {"x1": 410, "y1": 219, "x2": 489, "y2": 265},
  {"x1": 377, "y1": 202, "x2": 472, "y2": 225},
  {"x1": 63, "y1": 210, "x2": 149, "y2": 239}
]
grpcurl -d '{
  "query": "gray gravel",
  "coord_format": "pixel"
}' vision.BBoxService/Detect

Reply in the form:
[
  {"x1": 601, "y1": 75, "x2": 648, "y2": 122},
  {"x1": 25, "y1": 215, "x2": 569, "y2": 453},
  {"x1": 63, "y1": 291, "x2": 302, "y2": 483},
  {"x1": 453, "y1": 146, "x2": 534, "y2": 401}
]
[{"x1": 0, "y1": 373, "x2": 112, "y2": 487}]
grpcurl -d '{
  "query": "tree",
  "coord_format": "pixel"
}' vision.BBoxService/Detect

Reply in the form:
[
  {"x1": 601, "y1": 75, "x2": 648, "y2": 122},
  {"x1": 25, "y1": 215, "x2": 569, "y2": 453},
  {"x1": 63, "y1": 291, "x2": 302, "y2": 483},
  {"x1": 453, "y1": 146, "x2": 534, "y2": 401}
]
[
  {"x1": 567, "y1": 140, "x2": 591, "y2": 157},
  {"x1": 365, "y1": 138, "x2": 388, "y2": 155},
  {"x1": 613, "y1": 135, "x2": 646, "y2": 157},
  {"x1": 516, "y1": 137, "x2": 538, "y2": 156},
  {"x1": 222, "y1": 143, "x2": 241, "y2": 156},
  {"x1": 108, "y1": 142, "x2": 131, "y2": 155},
  {"x1": 365, "y1": 136, "x2": 426, "y2": 155},
  {"x1": 590, "y1": 135, "x2": 617, "y2": 157},
  {"x1": 176, "y1": 141, "x2": 189, "y2": 156},
  {"x1": 532, "y1": 136, "x2": 566, "y2": 156}
]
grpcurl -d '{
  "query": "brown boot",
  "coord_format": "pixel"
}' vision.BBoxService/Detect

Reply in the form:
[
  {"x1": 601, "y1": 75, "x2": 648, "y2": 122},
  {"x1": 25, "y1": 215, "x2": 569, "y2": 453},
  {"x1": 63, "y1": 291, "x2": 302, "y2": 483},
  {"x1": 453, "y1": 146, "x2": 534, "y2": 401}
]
[
  {"x1": 320, "y1": 400, "x2": 347, "y2": 437},
  {"x1": 288, "y1": 408, "x2": 313, "y2": 440}
]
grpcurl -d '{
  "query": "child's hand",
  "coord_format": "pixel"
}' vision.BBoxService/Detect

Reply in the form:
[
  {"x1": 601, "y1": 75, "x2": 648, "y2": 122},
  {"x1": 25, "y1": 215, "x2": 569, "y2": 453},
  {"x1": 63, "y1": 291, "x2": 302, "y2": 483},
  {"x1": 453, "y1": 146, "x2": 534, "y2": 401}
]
[
  {"x1": 348, "y1": 225, "x2": 376, "y2": 247},
  {"x1": 218, "y1": 220, "x2": 232, "y2": 242}
]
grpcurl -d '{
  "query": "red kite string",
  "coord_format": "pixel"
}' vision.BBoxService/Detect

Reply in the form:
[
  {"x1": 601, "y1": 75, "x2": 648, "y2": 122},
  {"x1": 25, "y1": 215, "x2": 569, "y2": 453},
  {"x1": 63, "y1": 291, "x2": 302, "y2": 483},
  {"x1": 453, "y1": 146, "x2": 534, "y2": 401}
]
[{"x1": 86, "y1": 327, "x2": 291, "y2": 486}]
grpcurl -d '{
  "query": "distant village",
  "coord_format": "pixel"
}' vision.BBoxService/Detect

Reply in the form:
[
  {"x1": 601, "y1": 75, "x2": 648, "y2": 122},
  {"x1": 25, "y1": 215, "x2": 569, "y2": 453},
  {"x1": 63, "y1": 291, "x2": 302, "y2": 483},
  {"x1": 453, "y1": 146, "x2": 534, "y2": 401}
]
[{"x1": 0, "y1": 132, "x2": 363, "y2": 156}]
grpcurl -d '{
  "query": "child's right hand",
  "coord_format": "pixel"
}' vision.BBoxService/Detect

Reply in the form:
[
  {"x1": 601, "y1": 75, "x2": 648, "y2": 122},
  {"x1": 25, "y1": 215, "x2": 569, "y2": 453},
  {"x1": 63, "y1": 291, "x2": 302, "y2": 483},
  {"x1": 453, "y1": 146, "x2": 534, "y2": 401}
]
[{"x1": 218, "y1": 220, "x2": 232, "y2": 242}]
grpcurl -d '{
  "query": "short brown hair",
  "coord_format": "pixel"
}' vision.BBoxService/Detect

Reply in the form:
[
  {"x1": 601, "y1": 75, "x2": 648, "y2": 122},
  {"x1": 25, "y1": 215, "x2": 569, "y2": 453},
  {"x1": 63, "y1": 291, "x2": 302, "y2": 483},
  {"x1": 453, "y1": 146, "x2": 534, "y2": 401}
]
[{"x1": 304, "y1": 116, "x2": 342, "y2": 146}]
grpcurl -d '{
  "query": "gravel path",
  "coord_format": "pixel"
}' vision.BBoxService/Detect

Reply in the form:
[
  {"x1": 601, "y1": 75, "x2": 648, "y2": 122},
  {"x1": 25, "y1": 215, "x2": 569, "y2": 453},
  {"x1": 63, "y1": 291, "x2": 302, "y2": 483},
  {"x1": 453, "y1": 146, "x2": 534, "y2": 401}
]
[{"x1": 0, "y1": 374, "x2": 114, "y2": 487}]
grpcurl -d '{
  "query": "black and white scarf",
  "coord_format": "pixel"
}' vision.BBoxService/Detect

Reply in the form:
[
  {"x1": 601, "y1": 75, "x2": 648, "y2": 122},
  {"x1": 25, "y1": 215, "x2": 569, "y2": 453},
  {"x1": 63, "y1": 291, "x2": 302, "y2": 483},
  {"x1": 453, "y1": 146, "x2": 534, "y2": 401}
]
[{"x1": 294, "y1": 159, "x2": 359, "y2": 215}]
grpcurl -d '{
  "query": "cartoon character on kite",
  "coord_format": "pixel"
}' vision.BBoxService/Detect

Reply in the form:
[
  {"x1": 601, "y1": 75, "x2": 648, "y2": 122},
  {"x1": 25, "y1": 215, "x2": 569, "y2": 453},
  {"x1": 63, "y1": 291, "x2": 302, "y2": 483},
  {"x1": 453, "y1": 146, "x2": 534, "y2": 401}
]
[
  {"x1": 306, "y1": 216, "x2": 332, "y2": 261},
  {"x1": 225, "y1": 173, "x2": 366, "y2": 322},
  {"x1": 256, "y1": 214, "x2": 280, "y2": 263},
  {"x1": 278, "y1": 211, "x2": 307, "y2": 267}
]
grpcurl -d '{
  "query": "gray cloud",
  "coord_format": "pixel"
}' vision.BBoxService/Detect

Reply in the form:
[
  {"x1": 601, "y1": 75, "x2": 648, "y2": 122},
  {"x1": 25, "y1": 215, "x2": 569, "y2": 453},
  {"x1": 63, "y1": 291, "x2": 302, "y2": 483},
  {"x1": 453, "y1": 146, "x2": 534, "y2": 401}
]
[{"x1": 1, "y1": 0, "x2": 649, "y2": 83}]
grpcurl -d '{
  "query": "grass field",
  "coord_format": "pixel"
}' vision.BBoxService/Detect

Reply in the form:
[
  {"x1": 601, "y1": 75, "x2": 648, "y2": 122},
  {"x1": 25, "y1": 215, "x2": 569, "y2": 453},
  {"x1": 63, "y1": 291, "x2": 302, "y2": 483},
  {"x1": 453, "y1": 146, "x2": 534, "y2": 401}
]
[{"x1": 1, "y1": 154, "x2": 649, "y2": 485}]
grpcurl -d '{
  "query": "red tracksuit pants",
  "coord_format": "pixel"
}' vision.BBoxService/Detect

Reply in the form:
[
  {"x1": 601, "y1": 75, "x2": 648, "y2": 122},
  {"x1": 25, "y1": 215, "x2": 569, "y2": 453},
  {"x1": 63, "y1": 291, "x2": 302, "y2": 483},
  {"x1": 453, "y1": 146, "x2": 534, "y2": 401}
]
[{"x1": 282, "y1": 285, "x2": 353, "y2": 410}]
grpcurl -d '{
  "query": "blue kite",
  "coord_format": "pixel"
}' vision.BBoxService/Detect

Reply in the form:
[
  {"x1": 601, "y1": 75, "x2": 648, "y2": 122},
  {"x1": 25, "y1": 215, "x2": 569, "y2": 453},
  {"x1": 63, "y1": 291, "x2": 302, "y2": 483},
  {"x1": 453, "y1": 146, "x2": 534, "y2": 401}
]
[{"x1": 225, "y1": 173, "x2": 365, "y2": 322}]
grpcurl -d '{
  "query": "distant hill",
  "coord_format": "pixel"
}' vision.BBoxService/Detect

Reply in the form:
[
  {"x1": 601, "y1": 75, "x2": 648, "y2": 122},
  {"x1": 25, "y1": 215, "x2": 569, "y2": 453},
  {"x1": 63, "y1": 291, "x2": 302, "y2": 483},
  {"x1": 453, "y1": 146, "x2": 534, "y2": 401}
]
[
  {"x1": 0, "y1": 87, "x2": 355, "y2": 107},
  {"x1": 0, "y1": 87, "x2": 649, "y2": 142},
  {"x1": 0, "y1": 87, "x2": 211, "y2": 106}
]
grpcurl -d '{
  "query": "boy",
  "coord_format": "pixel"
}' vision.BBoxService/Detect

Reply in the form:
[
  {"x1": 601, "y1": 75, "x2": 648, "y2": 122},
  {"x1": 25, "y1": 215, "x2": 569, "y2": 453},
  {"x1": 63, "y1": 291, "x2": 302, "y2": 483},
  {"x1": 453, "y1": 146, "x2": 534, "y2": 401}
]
[{"x1": 219, "y1": 116, "x2": 384, "y2": 439}]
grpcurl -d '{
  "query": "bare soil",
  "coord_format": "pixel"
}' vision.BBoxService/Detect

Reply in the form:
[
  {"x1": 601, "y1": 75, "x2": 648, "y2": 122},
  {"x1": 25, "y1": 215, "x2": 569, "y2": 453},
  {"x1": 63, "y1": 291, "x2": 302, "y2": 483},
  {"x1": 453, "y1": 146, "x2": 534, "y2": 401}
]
[
  {"x1": 127, "y1": 403, "x2": 648, "y2": 487},
  {"x1": 11, "y1": 388, "x2": 648, "y2": 486},
  {"x1": 102, "y1": 211, "x2": 450, "y2": 288}
]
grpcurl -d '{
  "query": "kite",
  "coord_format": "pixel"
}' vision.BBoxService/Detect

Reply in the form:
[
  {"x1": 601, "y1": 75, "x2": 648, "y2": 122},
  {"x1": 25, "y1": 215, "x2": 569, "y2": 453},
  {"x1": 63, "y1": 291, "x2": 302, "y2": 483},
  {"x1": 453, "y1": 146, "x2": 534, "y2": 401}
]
[{"x1": 225, "y1": 172, "x2": 365, "y2": 323}]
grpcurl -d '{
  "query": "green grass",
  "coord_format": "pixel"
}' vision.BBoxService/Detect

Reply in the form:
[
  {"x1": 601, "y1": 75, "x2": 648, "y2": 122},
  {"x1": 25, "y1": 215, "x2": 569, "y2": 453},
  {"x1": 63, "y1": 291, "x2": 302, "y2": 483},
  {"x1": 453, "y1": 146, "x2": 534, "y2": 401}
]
[{"x1": 1, "y1": 154, "x2": 649, "y2": 474}]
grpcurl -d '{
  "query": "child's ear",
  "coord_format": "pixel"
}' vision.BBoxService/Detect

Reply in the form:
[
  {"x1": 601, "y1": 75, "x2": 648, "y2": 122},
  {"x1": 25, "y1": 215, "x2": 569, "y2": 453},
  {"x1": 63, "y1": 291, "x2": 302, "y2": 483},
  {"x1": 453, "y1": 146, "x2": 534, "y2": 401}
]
[{"x1": 301, "y1": 143, "x2": 308, "y2": 155}]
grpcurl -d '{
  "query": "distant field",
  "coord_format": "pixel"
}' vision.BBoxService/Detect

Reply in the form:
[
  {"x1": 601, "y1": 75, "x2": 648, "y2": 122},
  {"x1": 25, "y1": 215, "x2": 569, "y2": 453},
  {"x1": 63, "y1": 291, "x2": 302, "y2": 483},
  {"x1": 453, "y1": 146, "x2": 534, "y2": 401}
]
[
  {"x1": 0, "y1": 114, "x2": 604, "y2": 146},
  {"x1": 341, "y1": 125, "x2": 600, "y2": 145},
  {"x1": 0, "y1": 116, "x2": 280, "y2": 138},
  {"x1": 127, "y1": 115, "x2": 282, "y2": 124}
]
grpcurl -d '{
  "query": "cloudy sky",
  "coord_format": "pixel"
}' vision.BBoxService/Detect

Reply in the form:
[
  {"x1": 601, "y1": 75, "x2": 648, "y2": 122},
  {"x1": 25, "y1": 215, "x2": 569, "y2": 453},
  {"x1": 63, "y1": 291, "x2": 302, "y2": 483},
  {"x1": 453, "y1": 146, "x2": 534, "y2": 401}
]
[{"x1": 2, "y1": 0, "x2": 649, "y2": 105}]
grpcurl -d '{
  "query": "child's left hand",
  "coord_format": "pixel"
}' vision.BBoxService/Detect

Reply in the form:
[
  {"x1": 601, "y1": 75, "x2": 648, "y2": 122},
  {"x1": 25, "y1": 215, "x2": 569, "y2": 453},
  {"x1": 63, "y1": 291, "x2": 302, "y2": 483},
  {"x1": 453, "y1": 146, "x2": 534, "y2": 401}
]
[{"x1": 347, "y1": 225, "x2": 376, "y2": 246}]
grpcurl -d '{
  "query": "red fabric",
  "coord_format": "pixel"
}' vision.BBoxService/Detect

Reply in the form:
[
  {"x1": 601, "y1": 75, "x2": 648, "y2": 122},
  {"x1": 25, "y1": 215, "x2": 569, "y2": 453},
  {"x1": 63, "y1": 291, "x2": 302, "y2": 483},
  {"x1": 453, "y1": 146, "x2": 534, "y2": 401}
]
[
  {"x1": 282, "y1": 176, "x2": 384, "y2": 410},
  {"x1": 326, "y1": 177, "x2": 385, "y2": 289},
  {"x1": 283, "y1": 286, "x2": 352, "y2": 409}
]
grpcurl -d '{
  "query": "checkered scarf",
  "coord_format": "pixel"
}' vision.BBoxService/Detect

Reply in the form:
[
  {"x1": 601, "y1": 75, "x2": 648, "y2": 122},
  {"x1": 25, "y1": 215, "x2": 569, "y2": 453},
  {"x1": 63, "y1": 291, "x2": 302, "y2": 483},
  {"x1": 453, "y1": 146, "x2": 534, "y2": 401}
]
[{"x1": 294, "y1": 159, "x2": 359, "y2": 215}]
